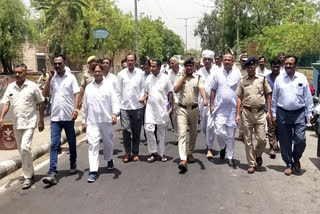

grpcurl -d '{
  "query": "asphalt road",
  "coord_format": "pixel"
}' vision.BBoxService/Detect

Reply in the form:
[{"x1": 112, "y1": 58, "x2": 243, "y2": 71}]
[{"x1": 0, "y1": 124, "x2": 320, "y2": 214}]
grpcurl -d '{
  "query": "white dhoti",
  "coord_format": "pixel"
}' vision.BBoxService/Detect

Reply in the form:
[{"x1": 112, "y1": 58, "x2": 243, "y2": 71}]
[
  {"x1": 87, "y1": 122, "x2": 113, "y2": 172},
  {"x1": 145, "y1": 123, "x2": 166, "y2": 157},
  {"x1": 215, "y1": 123, "x2": 235, "y2": 159},
  {"x1": 203, "y1": 112, "x2": 215, "y2": 149},
  {"x1": 14, "y1": 128, "x2": 35, "y2": 179}
]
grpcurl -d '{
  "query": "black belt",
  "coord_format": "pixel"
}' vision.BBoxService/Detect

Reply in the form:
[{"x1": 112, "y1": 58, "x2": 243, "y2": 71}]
[
  {"x1": 178, "y1": 103, "x2": 198, "y2": 110},
  {"x1": 278, "y1": 107, "x2": 304, "y2": 113},
  {"x1": 243, "y1": 105, "x2": 264, "y2": 113}
]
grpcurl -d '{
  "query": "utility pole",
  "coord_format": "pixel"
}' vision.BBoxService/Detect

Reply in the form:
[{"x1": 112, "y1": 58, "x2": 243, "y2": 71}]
[
  {"x1": 134, "y1": 0, "x2": 140, "y2": 65},
  {"x1": 177, "y1": 17, "x2": 196, "y2": 53}
]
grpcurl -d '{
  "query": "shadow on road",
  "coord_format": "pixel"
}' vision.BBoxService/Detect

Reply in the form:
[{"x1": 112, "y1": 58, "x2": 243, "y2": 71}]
[
  {"x1": 43, "y1": 169, "x2": 84, "y2": 189},
  {"x1": 309, "y1": 157, "x2": 320, "y2": 170}
]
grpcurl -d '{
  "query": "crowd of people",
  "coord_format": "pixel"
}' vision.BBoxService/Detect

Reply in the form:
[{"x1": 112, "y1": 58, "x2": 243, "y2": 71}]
[{"x1": 0, "y1": 50, "x2": 313, "y2": 189}]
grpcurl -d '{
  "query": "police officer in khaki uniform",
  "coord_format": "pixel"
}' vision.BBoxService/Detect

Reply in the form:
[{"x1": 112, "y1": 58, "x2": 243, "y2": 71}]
[
  {"x1": 79, "y1": 56, "x2": 97, "y2": 104},
  {"x1": 236, "y1": 53, "x2": 249, "y2": 141},
  {"x1": 174, "y1": 58, "x2": 208, "y2": 173},
  {"x1": 236, "y1": 57, "x2": 272, "y2": 174}
]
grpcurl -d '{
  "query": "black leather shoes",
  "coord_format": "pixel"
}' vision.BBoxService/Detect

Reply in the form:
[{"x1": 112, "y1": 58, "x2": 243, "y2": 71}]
[{"x1": 178, "y1": 161, "x2": 188, "y2": 173}]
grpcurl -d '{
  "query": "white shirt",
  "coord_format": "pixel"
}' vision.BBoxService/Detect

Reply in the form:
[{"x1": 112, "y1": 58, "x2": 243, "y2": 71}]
[
  {"x1": 256, "y1": 66, "x2": 271, "y2": 76},
  {"x1": 104, "y1": 72, "x2": 119, "y2": 95},
  {"x1": 210, "y1": 67, "x2": 241, "y2": 126},
  {"x1": 50, "y1": 70, "x2": 80, "y2": 121},
  {"x1": 168, "y1": 66, "x2": 183, "y2": 103},
  {"x1": 196, "y1": 66, "x2": 216, "y2": 116},
  {"x1": 82, "y1": 79, "x2": 120, "y2": 125},
  {"x1": 271, "y1": 71, "x2": 313, "y2": 117},
  {"x1": 145, "y1": 73, "x2": 173, "y2": 124},
  {"x1": 160, "y1": 64, "x2": 170, "y2": 73},
  {"x1": 117, "y1": 67, "x2": 145, "y2": 110},
  {"x1": 1, "y1": 80, "x2": 44, "y2": 129}
]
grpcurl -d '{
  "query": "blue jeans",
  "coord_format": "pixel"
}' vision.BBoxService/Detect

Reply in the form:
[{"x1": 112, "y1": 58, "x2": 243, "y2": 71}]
[
  {"x1": 277, "y1": 107, "x2": 306, "y2": 169},
  {"x1": 49, "y1": 121, "x2": 77, "y2": 174}
]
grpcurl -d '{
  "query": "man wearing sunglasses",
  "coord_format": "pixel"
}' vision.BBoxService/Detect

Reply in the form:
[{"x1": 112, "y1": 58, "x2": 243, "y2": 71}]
[{"x1": 42, "y1": 54, "x2": 80, "y2": 185}]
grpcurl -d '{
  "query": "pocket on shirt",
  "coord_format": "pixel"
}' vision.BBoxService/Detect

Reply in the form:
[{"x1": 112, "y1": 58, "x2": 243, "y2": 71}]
[{"x1": 296, "y1": 86, "x2": 304, "y2": 96}]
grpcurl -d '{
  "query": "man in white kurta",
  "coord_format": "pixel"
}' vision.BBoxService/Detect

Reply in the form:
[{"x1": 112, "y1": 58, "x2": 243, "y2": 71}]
[
  {"x1": 141, "y1": 60, "x2": 173, "y2": 162},
  {"x1": 0, "y1": 64, "x2": 44, "y2": 189},
  {"x1": 210, "y1": 54, "x2": 241, "y2": 168},
  {"x1": 82, "y1": 64, "x2": 120, "y2": 183},
  {"x1": 196, "y1": 50, "x2": 216, "y2": 158}
]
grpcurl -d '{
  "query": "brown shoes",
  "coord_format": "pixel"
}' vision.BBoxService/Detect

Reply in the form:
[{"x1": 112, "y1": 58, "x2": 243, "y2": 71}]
[
  {"x1": 294, "y1": 161, "x2": 301, "y2": 173},
  {"x1": 187, "y1": 154, "x2": 195, "y2": 163},
  {"x1": 247, "y1": 166, "x2": 255, "y2": 174},
  {"x1": 122, "y1": 153, "x2": 130, "y2": 163},
  {"x1": 284, "y1": 168, "x2": 293, "y2": 176}
]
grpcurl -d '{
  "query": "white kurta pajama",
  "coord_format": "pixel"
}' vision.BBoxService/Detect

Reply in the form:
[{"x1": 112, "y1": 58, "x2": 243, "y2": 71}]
[
  {"x1": 82, "y1": 79, "x2": 120, "y2": 172},
  {"x1": 144, "y1": 73, "x2": 173, "y2": 157},
  {"x1": 196, "y1": 67, "x2": 216, "y2": 149},
  {"x1": 210, "y1": 68, "x2": 241, "y2": 159}
]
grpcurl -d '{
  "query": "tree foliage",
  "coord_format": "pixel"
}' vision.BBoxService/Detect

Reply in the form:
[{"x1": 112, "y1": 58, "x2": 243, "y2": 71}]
[
  {"x1": 0, "y1": 0, "x2": 35, "y2": 73},
  {"x1": 195, "y1": 0, "x2": 319, "y2": 61}
]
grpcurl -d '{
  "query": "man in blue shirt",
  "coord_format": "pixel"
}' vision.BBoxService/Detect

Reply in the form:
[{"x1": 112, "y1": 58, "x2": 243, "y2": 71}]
[
  {"x1": 271, "y1": 55, "x2": 313, "y2": 176},
  {"x1": 265, "y1": 59, "x2": 281, "y2": 159}
]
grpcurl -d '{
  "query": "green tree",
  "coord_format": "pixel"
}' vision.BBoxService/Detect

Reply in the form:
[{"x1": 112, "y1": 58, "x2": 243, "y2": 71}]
[{"x1": 0, "y1": 0, "x2": 35, "y2": 73}]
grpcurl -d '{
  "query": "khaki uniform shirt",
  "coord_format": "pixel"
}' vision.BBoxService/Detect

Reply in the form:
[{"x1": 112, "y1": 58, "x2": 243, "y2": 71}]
[
  {"x1": 81, "y1": 69, "x2": 94, "y2": 87},
  {"x1": 174, "y1": 73, "x2": 204, "y2": 106},
  {"x1": 240, "y1": 67, "x2": 247, "y2": 77},
  {"x1": 237, "y1": 73, "x2": 272, "y2": 108},
  {"x1": 1, "y1": 80, "x2": 44, "y2": 129}
]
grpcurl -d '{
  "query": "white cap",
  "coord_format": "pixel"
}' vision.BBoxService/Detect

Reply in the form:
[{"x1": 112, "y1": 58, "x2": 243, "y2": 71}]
[{"x1": 202, "y1": 50, "x2": 214, "y2": 59}]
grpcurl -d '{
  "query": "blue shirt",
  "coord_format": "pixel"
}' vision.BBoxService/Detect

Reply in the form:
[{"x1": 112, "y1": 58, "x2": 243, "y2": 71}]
[{"x1": 271, "y1": 71, "x2": 313, "y2": 117}]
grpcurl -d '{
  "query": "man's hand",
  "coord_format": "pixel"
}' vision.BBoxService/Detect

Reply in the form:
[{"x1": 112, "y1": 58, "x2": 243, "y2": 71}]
[
  {"x1": 236, "y1": 115, "x2": 241, "y2": 126},
  {"x1": 38, "y1": 120, "x2": 44, "y2": 132},
  {"x1": 112, "y1": 115, "x2": 117, "y2": 125},
  {"x1": 210, "y1": 106, "x2": 214, "y2": 113},
  {"x1": 307, "y1": 116, "x2": 312, "y2": 124},
  {"x1": 72, "y1": 110, "x2": 78, "y2": 120},
  {"x1": 49, "y1": 69, "x2": 54, "y2": 78},
  {"x1": 82, "y1": 124, "x2": 87, "y2": 133},
  {"x1": 203, "y1": 99, "x2": 208, "y2": 106},
  {"x1": 272, "y1": 116, "x2": 277, "y2": 125},
  {"x1": 0, "y1": 118, "x2": 3, "y2": 128},
  {"x1": 266, "y1": 112, "x2": 271, "y2": 124},
  {"x1": 168, "y1": 107, "x2": 173, "y2": 115},
  {"x1": 182, "y1": 69, "x2": 187, "y2": 78}
]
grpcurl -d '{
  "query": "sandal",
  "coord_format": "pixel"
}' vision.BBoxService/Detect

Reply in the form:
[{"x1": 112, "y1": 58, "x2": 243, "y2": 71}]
[
  {"x1": 147, "y1": 154, "x2": 155, "y2": 163},
  {"x1": 123, "y1": 153, "x2": 130, "y2": 163},
  {"x1": 161, "y1": 156, "x2": 168, "y2": 162}
]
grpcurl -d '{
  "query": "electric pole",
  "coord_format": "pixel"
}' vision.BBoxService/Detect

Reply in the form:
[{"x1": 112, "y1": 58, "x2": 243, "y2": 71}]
[{"x1": 177, "y1": 17, "x2": 196, "y2": 53}]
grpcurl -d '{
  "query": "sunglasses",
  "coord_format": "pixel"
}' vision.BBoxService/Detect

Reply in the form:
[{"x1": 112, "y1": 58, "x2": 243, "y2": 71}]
[{"x1": 54, "y1": 62, "x2": 63, "y2": 66}]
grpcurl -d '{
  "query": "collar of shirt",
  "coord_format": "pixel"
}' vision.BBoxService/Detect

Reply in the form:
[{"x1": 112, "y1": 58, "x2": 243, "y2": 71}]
[
  {"x1": 14, "y1": 79, "x2": 30, "y2": 89},
  {"x1": 284, "y1": 70, "x2": 298, "y2": 80},
  {"x1": 245, "y1": 73, "x2": 259, "y2": 80}
]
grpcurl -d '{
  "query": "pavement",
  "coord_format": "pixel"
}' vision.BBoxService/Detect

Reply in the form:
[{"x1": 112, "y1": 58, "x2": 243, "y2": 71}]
[
  {"x1": 0, "y1": 116, "x2": 83, "y2": 179},
  {"x1": 0, "y1": 121, "x2": 320, "y2": 213}
]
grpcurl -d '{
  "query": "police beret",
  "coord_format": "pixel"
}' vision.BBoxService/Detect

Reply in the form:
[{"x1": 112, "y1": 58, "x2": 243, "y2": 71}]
[
  {"x1": 183, "y1": 57, "x2": 195, "y2": 65},
  {"x1": 244, "y1": 57, "x2": 257, "y2": 67}
]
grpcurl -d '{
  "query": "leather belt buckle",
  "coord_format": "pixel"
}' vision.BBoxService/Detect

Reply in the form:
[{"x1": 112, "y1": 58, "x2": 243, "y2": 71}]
[
  {"x1": 252, "y1": 109, "x2": 258, "y2": 113},
  {"x1": 186, "y1": 106, "x2": 192, "y2": 110}
]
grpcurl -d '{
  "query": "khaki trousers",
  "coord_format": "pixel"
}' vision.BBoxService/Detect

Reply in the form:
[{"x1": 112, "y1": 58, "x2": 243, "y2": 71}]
[
  {"x1": 242, "y1": 108, "x2": 267, "y2": 167},
  {"x1": 177, "y1": 106, "x2": 199, "y2": 161},
  {"x1": 13, "y1": 128, "x2": 35, "y2": 179}
]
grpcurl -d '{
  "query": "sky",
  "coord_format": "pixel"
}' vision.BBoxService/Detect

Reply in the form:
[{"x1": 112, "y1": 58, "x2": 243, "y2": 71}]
[{"x1": 22, "y1": 0, "x2": 215, "y2": 50}]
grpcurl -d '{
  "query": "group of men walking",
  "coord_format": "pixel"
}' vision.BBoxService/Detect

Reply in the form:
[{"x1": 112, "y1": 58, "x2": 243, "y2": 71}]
[{"x1": 0, "y1": 50, "x2": 313, "y2": 189}]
